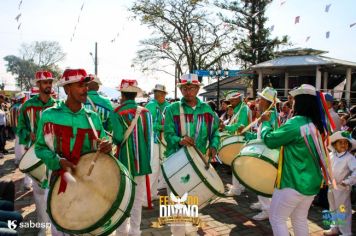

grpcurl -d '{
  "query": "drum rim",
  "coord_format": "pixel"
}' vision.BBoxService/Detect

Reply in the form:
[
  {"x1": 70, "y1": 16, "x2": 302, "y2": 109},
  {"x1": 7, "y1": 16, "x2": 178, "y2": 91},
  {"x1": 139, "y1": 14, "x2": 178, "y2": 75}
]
[
  {"x1": 162, "y1": 147, "x2": 225, "y2": 198},
  {"x1": 47, "y1": 152, "x2": 135, "y2": 235},
  {"x1": 19, "y1": 147, "x2": 43, "y2": 173},
  {"x1": 232, "y1": 154, "x2": 277, "y2": 198},
  {"x1": 218, "y1": 137, "x2": 245, "y2": 150}
]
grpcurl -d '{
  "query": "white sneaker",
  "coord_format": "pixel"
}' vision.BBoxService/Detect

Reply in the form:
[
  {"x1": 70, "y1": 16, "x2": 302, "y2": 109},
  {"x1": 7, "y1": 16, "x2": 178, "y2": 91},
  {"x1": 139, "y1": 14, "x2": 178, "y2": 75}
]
[
  {"x1": 250, "y1": 202, "x2": 262, "y2": 210},
  {"x1": 252, "y1": 211, "x2": 269, "y2": 221}
]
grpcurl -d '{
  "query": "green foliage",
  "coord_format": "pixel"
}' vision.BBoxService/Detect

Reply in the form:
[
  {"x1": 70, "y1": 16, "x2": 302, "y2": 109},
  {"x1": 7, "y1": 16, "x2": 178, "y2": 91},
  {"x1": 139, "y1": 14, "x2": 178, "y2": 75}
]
[{"x1": 3, "y1": 41, "x2": 65, "y2": 91}]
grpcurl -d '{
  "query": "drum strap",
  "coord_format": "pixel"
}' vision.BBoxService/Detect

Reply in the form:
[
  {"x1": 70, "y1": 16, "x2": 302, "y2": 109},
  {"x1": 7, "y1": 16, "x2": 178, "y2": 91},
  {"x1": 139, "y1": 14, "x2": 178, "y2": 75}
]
[
  {"x1": 228, "y1": 103, "x2": 244, "y2": 126},
  {"x1": 179, "y1": 104, "x2": 187, "y2": 136},
  {"x1": 87, "y1": 97, "x2": 98, "y2": 112},
  {"x1": 121, "y1": 106, "x2": 143, "y2": 146}
]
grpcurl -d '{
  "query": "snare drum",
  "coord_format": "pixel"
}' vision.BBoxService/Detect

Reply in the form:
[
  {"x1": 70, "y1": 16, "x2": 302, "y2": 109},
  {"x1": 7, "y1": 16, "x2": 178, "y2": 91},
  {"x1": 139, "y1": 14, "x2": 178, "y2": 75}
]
[
  {"x1": 47, "y1": 152, "x2": 135, "y2": 235},
  {"x1": 232, "y1": 139, "x2": 280, "y2": 197},
  {"x1": 19, "y1": 145, "x2": 47, "y2": 185},
  {"x1": 218, "y1": 135, "x2": 245, "y2": 166},
  {"x1": 161, "y1": 146, "x2": 225, "y2": 208}
]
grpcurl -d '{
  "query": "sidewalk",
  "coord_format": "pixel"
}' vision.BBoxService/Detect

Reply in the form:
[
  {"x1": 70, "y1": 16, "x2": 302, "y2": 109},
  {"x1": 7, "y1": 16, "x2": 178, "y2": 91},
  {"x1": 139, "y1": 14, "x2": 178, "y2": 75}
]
[{"x1": 1, "y1": 139, "x2": 355, "y2": 236}]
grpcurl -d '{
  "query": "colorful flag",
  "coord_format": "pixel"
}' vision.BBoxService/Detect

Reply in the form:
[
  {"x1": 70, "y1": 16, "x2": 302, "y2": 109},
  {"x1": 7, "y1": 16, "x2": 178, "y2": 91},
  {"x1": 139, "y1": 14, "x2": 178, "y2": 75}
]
[
  {"x1": 326, "y1": 31, "x2": 330, "y2": 39},
  {"x1": 305, "y1": 36, "x2": 311, "y2": 42},
  {"x1": 325, "y1": 4, "x2": 331, "y2": 13},
  {"x1": 295, "y1": 16, "x2": 300, "y2": 24}
]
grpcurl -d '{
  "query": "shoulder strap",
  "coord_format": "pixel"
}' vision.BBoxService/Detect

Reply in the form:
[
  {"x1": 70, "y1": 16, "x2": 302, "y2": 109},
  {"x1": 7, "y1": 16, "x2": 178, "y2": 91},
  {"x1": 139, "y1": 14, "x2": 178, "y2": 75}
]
[
  {"x1": 87, "y1": 97, "x2": 97, "y2": 113},
  {"x1": 121, "y1": 106, "x2": 143, "y2": 146},
  {"x1": 179, "y1": 103, "x2": 186, "y2": 136}
]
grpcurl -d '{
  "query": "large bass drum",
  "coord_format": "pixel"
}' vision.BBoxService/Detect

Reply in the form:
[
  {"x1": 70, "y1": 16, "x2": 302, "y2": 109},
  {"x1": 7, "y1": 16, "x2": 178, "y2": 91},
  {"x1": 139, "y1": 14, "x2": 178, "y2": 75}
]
[
  {"x1": 232, "y1": 139, "x2": 280, "y2": 197},
  {"x1": 47, "y1": 152, "x2": 135, "y2": 235},
  {"x1": 161, "y1": 146, "x2": 225, "y2": 208}
]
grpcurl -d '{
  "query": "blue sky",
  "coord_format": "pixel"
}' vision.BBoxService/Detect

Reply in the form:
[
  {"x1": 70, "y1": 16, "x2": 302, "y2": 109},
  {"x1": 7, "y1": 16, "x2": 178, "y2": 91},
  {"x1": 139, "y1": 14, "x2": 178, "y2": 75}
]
[{"x1": 0, "y1": 0, "x2": 355, "y2": 97}]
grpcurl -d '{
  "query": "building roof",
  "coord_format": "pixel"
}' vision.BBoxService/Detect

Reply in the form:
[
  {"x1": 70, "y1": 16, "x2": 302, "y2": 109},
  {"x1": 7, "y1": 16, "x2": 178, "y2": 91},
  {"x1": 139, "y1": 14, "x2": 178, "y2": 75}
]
[{"x1": 252, "y1": 54, "x2": 356, "y2": 69}]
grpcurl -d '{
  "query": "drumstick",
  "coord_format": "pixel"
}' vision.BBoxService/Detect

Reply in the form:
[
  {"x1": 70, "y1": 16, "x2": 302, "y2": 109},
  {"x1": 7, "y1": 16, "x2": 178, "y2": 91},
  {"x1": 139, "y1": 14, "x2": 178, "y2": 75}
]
[
  {"x1": 87, "y1": 150, "x2": 100, "y2": 176},
  {"x1": 87, "y1": 137, "x2": 106, "y2": 176},
  {"x1": 192, "y1": 145, "x2": 210, "y2": 169},
  {"x1": 64, "y1": 168, "x2": 76, "y2": 184},
  {"x1": 238, "y1": 101, "x2": 275, "y2": 135}
]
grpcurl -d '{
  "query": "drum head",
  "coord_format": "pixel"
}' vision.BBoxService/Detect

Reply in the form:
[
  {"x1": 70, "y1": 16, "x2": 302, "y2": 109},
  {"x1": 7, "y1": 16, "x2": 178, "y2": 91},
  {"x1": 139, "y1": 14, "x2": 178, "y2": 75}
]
[
  {"x1": 19, "y1": 145, "x2": 41, "y2": 172},
  {"x1": 233, "y1": 155, "x2": 277, "y2": 197},
  {"x1": 218, "y1": 136, "x2": 245, "y2": 166},
  {"x1": 49, "y1": 152, "x2": 121, "y2": 231},
  {"x1": 185, "y1": 146, "x2": 225, "y2": 196}
]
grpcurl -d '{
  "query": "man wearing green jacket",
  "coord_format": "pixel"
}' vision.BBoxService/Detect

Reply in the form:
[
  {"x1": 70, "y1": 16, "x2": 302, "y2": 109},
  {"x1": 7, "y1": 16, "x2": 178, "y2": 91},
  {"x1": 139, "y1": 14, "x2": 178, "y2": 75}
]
[
  {"x1": 244, "y1": 87, "x2": 280, "y2": 221},
  {"x1": 261, "y1": 84, "x2": 324, "y2": 236},
  {"x1": 145, "y1": 84, "x2": 170, "y2": 200},
  {"x1": 220, "y1": 91, "x2": 250, "y2": 196},
  {"x1": 84, "y1": 74, "x2": 113, "y2": 131},
  {"x1": 17, "y1": 70, "x2": 57, "y2": 236},
  {"x1": 112, "y1": 79, "x2": 152, "y2": 236},
  {"x1": 35, "y1": 68, "x2": 111, "y2": 236},
  {"x1": 164, "y1": 74, "x2": 220, "y2": 236}
]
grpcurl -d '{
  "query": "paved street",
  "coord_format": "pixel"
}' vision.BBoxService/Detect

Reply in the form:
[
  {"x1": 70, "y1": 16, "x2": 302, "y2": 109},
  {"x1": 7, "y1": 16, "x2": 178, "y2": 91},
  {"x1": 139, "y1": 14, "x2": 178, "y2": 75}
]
[{"x1": 1, "y1": 139, "x2": 355, "y2": 236}]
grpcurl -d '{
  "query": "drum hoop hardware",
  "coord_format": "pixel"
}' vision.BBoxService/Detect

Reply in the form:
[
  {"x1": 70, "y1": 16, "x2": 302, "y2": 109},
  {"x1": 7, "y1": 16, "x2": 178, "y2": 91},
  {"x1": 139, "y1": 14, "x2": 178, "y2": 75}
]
[{"x1": 47, "y1": 152, "x2": 136, "y2": 235}]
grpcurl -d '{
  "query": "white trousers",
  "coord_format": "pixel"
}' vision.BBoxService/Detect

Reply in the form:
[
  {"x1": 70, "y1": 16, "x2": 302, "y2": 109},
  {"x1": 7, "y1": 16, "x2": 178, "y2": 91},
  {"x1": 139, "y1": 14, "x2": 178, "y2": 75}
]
[
  {"x1": 30, "y1": 183, "x2": 50, "y2": 236},
  {"x1": 269, "y1": 188, "x2": 315, "y2": 236},
  {"x1": 116, "y1": 176, "x2": 146, "y2": 236},
  {"x1": 327, "y1": 188, "x2": 352, "y2": 236},
  {"x1": 257, "y1": 195, "x2": 271, "y2": 213},
  {"x1": 14, "y1": 135, "x2": 25, "y2": 165}
]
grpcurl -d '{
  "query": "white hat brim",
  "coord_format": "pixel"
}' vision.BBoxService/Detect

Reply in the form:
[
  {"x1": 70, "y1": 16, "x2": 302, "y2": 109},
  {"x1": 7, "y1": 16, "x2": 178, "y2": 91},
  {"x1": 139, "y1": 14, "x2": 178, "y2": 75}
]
[
  {"x1": 289, "y1": 88, "x2": 316, "y2": 97},
  {"x1": 328, "y1": 132, "x2": 356, "y2": 151},
  {"x1": 257, "y1": 92, "x2": 281, "y2": 103}
]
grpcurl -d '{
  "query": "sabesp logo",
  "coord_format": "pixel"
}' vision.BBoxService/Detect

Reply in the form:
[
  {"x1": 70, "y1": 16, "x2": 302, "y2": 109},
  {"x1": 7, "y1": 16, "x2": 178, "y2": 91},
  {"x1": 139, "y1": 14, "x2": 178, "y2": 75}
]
[{"x1": 8, "y1": 220, "x2": 17, "y2": 230}]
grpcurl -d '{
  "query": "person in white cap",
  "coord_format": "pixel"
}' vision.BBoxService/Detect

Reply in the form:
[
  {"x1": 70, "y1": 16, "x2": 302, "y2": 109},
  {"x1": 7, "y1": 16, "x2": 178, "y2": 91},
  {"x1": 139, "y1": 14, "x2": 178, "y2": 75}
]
[
  {"x1": 244, "y1": 87, "x2": 280, "y2": 221},
  {"x1": 84, "y1": 74, "x2": 113, "y2": 131},
  {"x1": 112, "y1": 79, "x2": 153, "y2": 236},
  {"x1": 220, "y1": 90, "x2": 250, "y2": 196},
  {"x1": 323, "y1": 131, "x2": 356, "y2": 236},
  {"x1": 144, "y1": 84, "x2": 170, "y2": 203},
  {"x1": 261, "y1": 84, "x2": 326, "y2": 236},
  {"x1": 164, "y1": 74, "x2": 220, "y2": 236},
  {"x1": 17, "y1": 70, "x2": 58, "y2": 236}
]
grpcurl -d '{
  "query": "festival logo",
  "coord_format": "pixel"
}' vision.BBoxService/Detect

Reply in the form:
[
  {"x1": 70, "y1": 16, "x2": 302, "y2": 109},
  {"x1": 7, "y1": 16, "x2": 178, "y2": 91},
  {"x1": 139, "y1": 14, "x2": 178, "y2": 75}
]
[
  {"x1": 322, "y1": 204, "x2": 347, "y2": 227},
  {"x1": 152, "y1": 192, "x2": 203, "y2": 227}
]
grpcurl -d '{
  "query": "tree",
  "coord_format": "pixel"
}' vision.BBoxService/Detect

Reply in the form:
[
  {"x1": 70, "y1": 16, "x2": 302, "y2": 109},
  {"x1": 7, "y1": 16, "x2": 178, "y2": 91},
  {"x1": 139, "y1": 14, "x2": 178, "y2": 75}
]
[
  {"x1": 4, "y1": 41, "x2": 65, "y2": 90},
  {"x1": 3, "y1": 55, "x2": 39, "y2": 90},
  {"x1": 20, "y1": 41, "x2": 66, "y2": 67},
  {"x1": 130, "y1": 0, "x2": 237, "y2": 80},
  {"x1": 217, "y1": 0, "x2": 289, "y2": 96}
]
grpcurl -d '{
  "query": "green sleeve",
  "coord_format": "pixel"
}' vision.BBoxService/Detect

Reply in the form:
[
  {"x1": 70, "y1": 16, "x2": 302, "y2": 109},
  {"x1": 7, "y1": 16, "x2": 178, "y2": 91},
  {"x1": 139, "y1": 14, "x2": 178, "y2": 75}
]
[
  {"x1": 163, "y1": 105, "x2": 181, "y2": 154},
  {"x1": 209, "y1": 112, "x2": 220, "y2": 150},
  {"x1": 110, "y1": 111, "x2": 124, "y2": 145},
  {"x1": 34, "y1": 115, "x2": 61, "y2": 171},
  {"x1": 224, "y1": 105, "x2": 249, "y2": 133},
  {"x1": 16, "y1": 104, "x2": 30, "y2": 145},
  {"x1": 261, "y1": 119, "x2": 299, "y2": 149},
  {"x1": 104, "y1": 100, "x2": 114, "y2": 132},
  {"x1": 244, "y1": 131, "x2": 257, "y2": 141}
]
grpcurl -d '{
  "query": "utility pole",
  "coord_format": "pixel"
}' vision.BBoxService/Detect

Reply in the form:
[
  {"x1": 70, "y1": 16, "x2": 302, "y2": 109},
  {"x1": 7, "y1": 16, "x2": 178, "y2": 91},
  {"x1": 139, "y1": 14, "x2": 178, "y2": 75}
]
[{"x1": 94, "y1": 42, "x2": 98, "y2": 75}]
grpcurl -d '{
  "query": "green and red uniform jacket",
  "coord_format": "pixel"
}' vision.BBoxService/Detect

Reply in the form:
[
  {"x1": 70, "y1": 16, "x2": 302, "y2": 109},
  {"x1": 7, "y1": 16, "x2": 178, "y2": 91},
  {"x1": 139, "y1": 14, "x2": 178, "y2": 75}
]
[
  {"x1": 35, "y1": 101, "x2": 106, "y2": 193},
  {"x1": 17, "y1": 95, "x2": 58, "y2": 145},
  {"x1": 145, "y1": 99, "x2": 169, "y2": 144},
  {"x1": 110, "y1": 100, "x2": 152, "y2": 176},
  {"x1": 164, "y1": 97, "x2": 220, "y2": 157}
]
